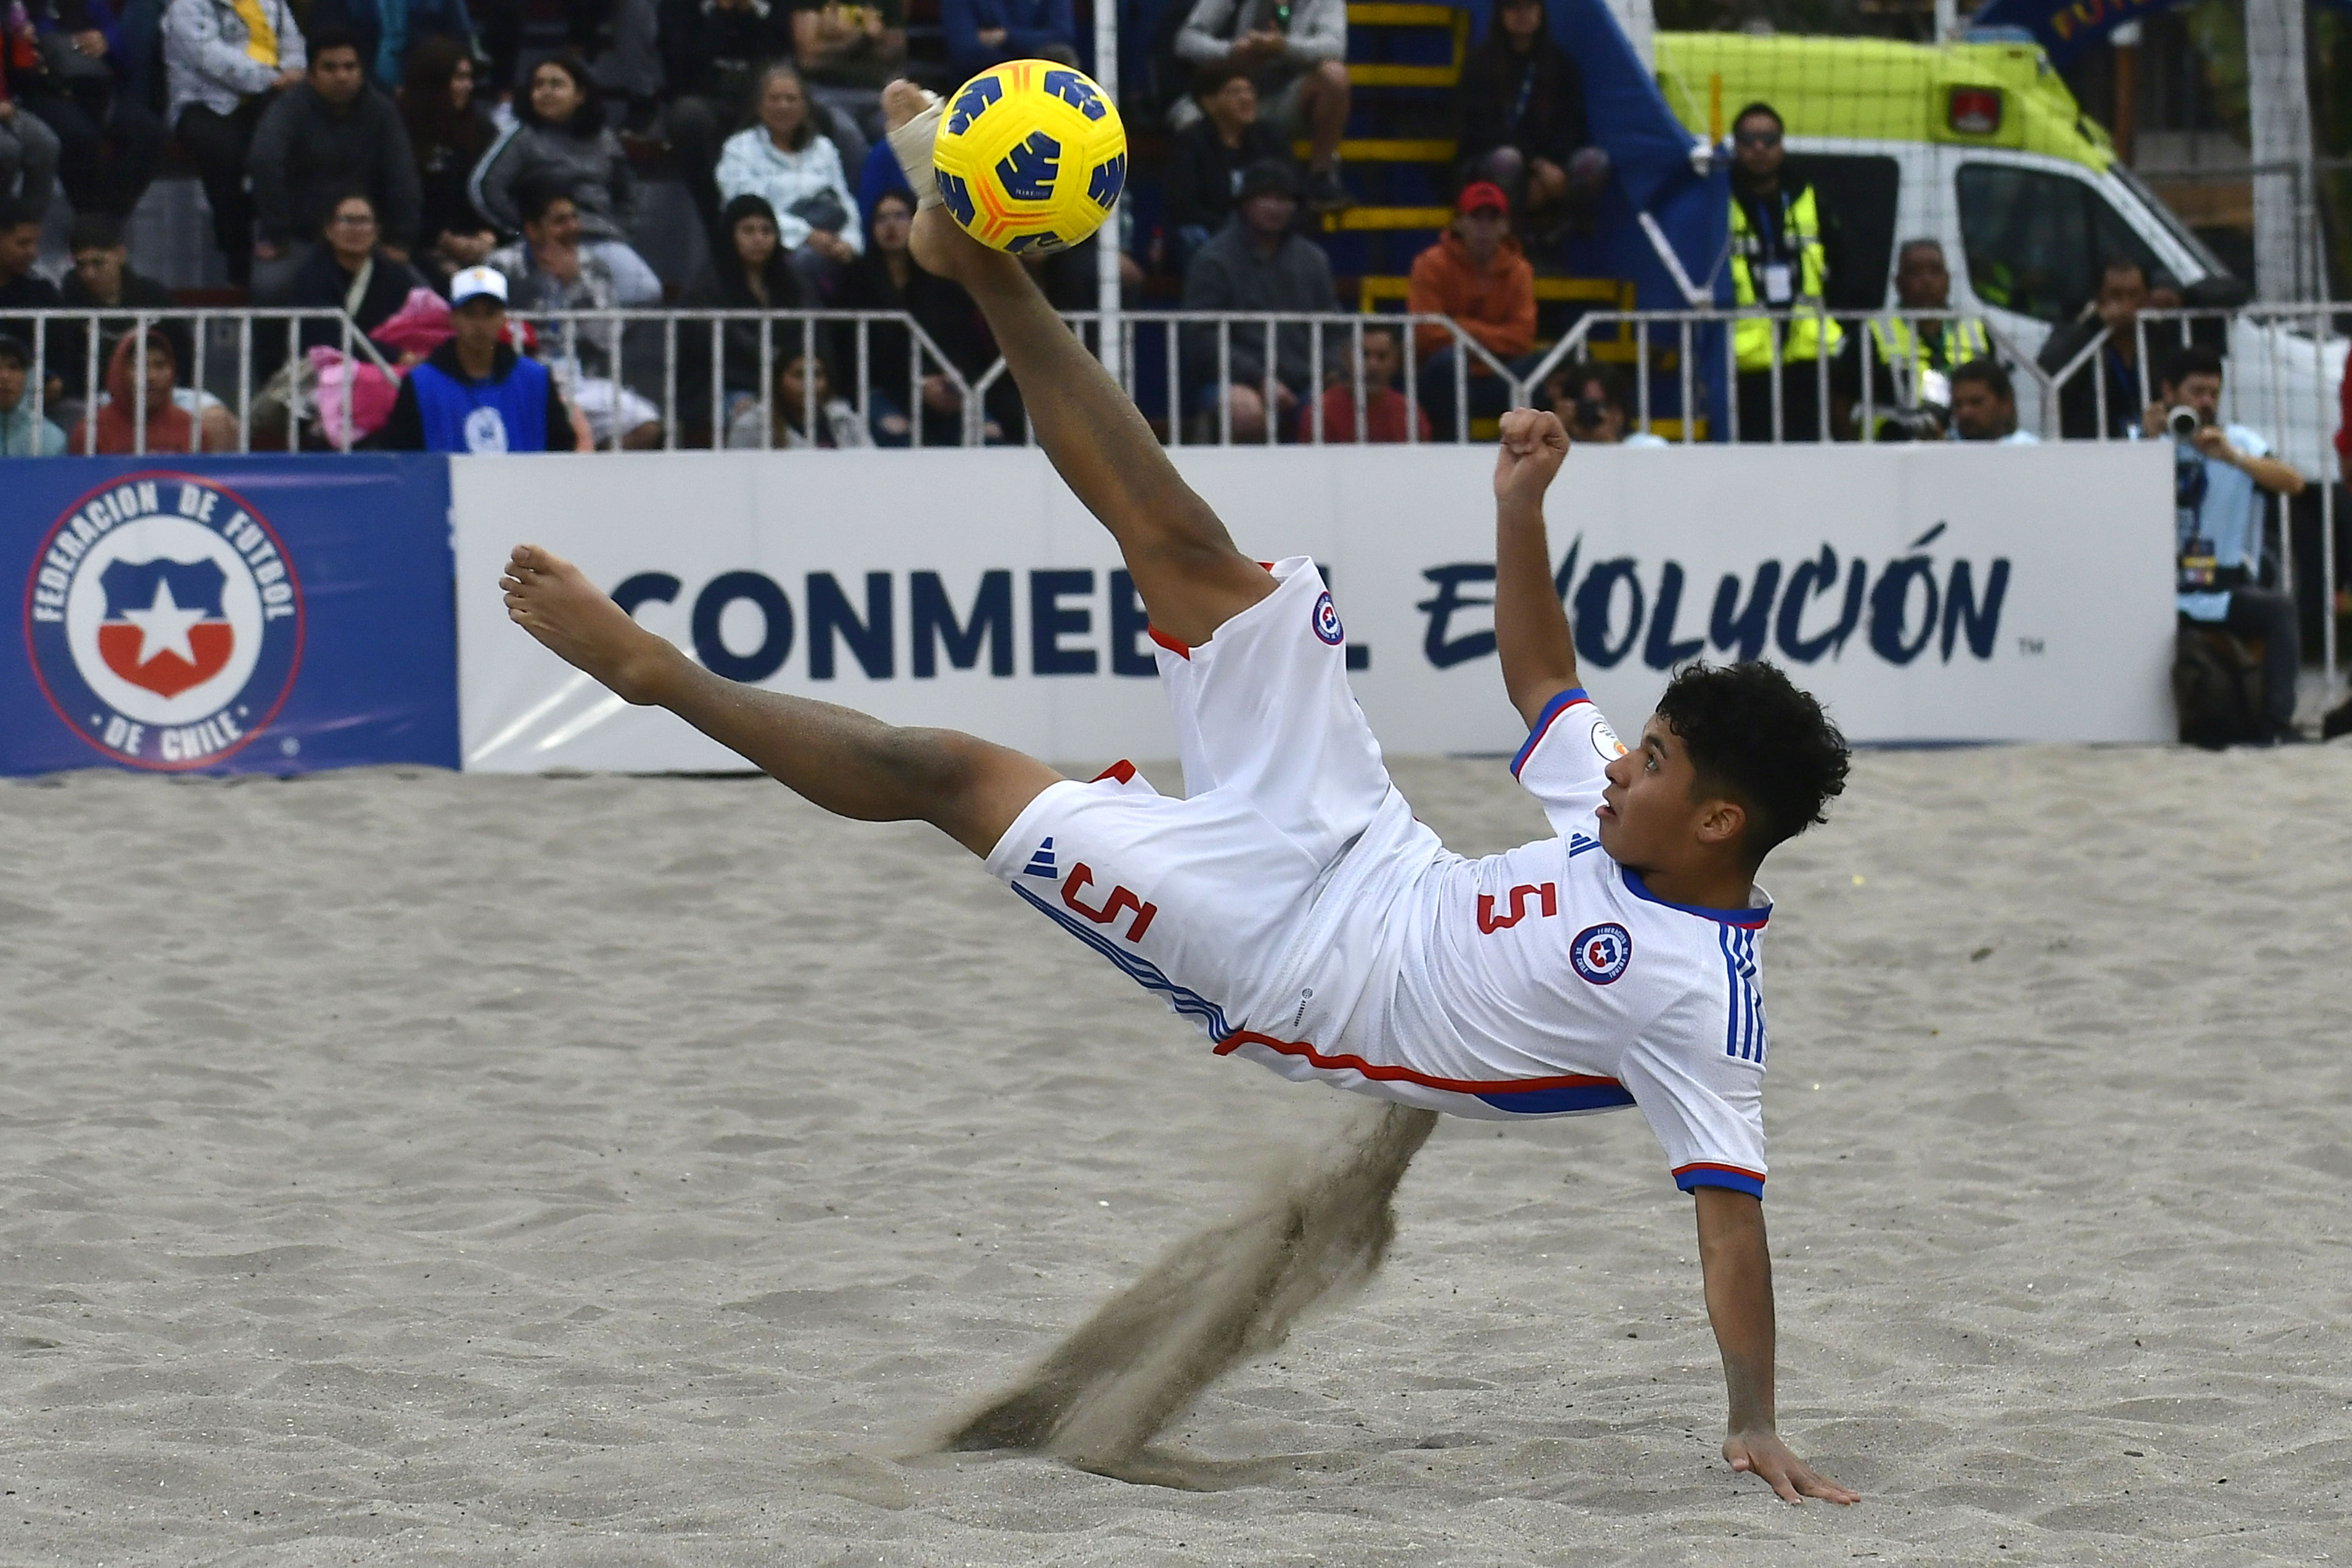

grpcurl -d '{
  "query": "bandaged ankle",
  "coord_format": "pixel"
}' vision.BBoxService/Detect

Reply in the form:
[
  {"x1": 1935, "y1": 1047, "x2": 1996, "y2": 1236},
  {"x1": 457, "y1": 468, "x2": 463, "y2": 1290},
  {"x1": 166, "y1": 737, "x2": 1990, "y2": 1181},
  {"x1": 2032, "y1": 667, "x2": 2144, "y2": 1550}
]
[{"x1": 887, "y1": 94, "x2": 946, "y2": 212}]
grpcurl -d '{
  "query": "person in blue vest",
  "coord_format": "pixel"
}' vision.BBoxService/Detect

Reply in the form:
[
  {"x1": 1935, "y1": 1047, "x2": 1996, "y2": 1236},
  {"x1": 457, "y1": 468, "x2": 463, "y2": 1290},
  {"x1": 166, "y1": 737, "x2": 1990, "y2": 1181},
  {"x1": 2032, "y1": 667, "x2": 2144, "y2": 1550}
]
[{"x1": 372, "y1": 265, "x2": 577, "y2": 453}]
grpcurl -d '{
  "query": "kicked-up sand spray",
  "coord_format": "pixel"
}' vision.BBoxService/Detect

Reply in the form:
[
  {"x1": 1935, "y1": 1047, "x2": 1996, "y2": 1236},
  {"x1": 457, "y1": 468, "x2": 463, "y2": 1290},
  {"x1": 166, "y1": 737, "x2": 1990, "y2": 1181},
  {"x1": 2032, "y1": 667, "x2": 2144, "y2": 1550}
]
[{"x1": 944, "y1": 1103, "x2": 1439, "y2": 1475}]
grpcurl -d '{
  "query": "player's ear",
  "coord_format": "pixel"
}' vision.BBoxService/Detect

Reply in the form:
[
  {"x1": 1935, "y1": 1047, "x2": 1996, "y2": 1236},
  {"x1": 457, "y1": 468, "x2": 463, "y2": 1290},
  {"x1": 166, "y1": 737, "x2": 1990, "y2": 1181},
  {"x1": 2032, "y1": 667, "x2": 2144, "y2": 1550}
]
[{"x1": 1693, "y1": 796, "x2": 1746, "y2": 852}]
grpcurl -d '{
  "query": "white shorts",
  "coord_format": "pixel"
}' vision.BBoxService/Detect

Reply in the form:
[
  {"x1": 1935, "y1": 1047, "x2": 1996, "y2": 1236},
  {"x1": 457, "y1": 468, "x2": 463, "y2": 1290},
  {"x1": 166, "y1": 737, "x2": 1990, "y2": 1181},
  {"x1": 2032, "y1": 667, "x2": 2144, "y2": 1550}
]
[{"x1": 984, "y1": 557, "x2": 1400, "y2": 1046}]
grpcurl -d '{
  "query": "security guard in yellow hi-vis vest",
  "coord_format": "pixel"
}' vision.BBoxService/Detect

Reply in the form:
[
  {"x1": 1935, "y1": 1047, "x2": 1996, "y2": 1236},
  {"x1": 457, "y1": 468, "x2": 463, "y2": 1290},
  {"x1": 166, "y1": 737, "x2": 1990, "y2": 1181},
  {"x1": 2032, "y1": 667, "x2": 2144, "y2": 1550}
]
[
  {"x1": 1727, "y1": 102, "x2": 1840, "y2": 442},
  {"x1": 1855, "y1": 237, "x2": 1992, "y2": 441}
]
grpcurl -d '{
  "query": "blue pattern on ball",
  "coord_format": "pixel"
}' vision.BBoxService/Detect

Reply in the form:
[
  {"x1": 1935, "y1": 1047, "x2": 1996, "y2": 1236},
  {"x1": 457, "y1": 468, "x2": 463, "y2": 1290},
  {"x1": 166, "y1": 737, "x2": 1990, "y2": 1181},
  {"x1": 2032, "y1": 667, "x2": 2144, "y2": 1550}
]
[
  {"x1": 995, "y1": 131, "x2": 1061, "y2": 202},
  {"x1": 1087, "y1": 151, "x2": 1127, "y2": 209},
  {"x1": 1006, "y1": 231, "x2": 1065, "y2": 254},
  {"x1": 946, "y1": 76, "x2": 1002, "y2": 136},
  {"x1": 935, "y1": 168, "x2": 976, "y2": 226},
  {"x1": 1043, "y1": 69, "x2": 1108, "y2": 121}
]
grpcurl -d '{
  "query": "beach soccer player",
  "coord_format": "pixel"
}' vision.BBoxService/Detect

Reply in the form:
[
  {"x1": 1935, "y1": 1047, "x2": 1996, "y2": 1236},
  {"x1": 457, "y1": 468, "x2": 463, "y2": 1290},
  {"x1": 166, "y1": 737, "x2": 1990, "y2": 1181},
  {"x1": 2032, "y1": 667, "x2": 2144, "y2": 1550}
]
[{"x1": 498, "y1": 85, "x2": 1858, "y2": 1506}]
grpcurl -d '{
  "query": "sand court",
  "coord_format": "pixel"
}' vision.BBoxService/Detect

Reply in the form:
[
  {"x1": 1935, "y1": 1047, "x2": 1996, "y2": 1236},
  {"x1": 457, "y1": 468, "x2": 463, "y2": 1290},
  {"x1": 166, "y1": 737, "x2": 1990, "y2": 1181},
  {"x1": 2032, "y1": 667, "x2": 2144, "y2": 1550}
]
[{"x1": 2, "y1": 742, "x2": 2348, "y2": 1564}]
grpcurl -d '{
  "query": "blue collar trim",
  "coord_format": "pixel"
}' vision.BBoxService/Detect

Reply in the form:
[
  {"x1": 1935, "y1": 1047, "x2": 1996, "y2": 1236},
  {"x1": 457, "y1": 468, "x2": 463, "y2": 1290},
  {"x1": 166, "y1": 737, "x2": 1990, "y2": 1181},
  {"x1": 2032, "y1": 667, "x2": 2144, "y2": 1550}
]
[{"x1": 1621, "y1": 866, "x2": 1771, "y2": 928}]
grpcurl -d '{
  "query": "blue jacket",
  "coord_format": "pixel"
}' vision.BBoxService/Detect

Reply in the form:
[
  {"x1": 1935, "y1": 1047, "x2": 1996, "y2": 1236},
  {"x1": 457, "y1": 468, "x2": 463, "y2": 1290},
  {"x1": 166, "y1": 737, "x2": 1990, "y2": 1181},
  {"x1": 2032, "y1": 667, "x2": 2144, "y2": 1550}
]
[{"x1": 940, "y1": 0, "x2": 1075, "y2": 76}]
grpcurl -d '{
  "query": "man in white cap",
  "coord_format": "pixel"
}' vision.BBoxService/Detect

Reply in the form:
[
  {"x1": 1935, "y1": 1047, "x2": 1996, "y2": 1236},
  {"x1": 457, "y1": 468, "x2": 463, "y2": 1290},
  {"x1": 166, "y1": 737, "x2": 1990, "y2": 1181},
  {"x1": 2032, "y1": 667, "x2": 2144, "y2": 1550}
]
[{"x1": 372, "y1": 265, "x2": 577, "y2": 454}]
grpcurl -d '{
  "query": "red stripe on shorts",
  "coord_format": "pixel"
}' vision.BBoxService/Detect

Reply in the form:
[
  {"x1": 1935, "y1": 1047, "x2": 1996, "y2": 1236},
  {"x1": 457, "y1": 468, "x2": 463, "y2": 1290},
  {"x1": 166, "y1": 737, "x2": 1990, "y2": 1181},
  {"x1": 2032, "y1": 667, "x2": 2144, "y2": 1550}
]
[{"x1": 1214, "y1": 1029, "x2": 1628, "y2": 1097}]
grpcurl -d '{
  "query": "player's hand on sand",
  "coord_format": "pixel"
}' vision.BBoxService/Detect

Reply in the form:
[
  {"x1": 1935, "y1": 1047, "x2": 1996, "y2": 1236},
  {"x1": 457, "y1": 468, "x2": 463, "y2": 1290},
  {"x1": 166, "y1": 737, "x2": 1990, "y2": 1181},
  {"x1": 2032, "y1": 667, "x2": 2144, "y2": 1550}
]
[
  {"x1": 500, "y1": 544, "x2": 676, "y2": 705},
  {"x1": 1494, "y1": 407, "x2": 1570, "y2": 509},
  {"x1": 1723, "y1": 1428, "x2": 1860, "y2": 1505}
]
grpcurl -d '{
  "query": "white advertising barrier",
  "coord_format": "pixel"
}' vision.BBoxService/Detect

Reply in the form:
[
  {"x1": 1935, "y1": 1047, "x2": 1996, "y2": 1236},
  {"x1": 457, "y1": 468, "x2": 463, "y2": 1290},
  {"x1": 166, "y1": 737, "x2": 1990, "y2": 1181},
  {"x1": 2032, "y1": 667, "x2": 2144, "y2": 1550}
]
[{"x1": 452, "y1": 442, "x2": 2176, "y2": 771}]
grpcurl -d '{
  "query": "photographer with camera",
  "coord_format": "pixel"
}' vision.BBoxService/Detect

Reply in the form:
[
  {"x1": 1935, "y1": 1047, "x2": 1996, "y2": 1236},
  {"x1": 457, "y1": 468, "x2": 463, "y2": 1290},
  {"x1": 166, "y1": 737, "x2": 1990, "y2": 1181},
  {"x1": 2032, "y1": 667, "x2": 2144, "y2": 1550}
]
[
  {"x1": 1544, "y1": 362, "x2": 1665, "y2": 447},
  {"x1": 2150, "y1": 343, "x2": 2307, "y2": 742},
  {"x1": 1850, "y1": 238, "x2": 1985, "y2": 442}
]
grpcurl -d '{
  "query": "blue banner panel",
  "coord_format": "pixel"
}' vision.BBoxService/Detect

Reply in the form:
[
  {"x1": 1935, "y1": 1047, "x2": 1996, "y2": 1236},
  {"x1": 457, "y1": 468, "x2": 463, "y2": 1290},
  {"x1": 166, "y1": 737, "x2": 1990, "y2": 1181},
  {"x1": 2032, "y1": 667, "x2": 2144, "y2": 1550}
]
[{"x1": 5, "y1": 455, "x2": 458, "y2": 777}]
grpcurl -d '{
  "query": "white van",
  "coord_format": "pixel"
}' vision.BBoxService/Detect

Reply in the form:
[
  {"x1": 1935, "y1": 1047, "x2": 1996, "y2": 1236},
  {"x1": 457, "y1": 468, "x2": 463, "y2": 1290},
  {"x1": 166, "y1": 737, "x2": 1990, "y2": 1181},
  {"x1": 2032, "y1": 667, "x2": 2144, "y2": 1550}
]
[{"x1": 1654, "y1": 31, "x2": 2345, "y2": 471}]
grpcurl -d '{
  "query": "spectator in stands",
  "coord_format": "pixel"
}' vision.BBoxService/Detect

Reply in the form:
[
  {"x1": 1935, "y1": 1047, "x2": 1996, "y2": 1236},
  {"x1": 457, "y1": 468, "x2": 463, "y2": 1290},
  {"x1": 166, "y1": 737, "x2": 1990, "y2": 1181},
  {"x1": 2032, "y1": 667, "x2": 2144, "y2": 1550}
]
[
  {"x1": 1846, "y1": 236, "x2": 1985, "y2": 440},
  {"x1": 1316, "y1": 321, "x2": 1427, "y2": 444},
  {"x1": 1727, "y1": 100, "x2": 1840, "y2": 442},
  {"x1": 1456, "y1": 0, "x2": 1606, "y2": 245},
  {"x1": 0, "y1": 59, "x2": 64, "y2": 210},
  {"x1": 659, "y1": 0, "x2": 797, "y2": 244},
  {"x1": 715, "y1": 61, "x2": 861, "y2": 298},
  {"x1": 1547, "y1": 361, "x2": 1667, "y2": 447},
  {"x1": 54, "y1": 209, "x2": 180, "y2": 407},
  {"x1": 248, "y1": 33, "x2": 420, "y2": 299},
  {"x1": 314, "y1": 0, "x2": 477, "y2": 94},
  {"x1": 163, "y1": 0, "x2": 303, "y2": 288},
  {"x1": 556, "y1": 0, "x2": 662, "y2": 132},
  {"x1": 400, "y1": 34, "x2": 499, "y2": 288},
  {"x1": 1173, "y1": 0, "x2": 1349, "y2": 212},
  {"x1": 1410, "y1": 180, "x2": 1535, "y2": 441},
  {"x1": 472, "y1": 0, "x2": 522, "y2": 105},
  {"x1": 676, "y1": 191, "x2": 805, "y2": 441},
  {"x1": 12, "y1": 0, "x2": 164, "y2": 218},
  {"x1": 373, "y1": 264, "x2": 579, "y2": 452},
  {"x1": 1180, "y1": 158, "x2": 1338, "y2": 442},
  {"x1": 2154, "y1": 342, "x2": 2307, "y2": 741},
  {"x1": 1161, "y1": 63, "x2": 1280, "y2": 279},
  {"x1": 471, "y1": 54, "x2": 638, "y2": 246},
  {"x1": 0, "y1": 191, "x2": 50, "y2": 293},
  {"x1": 286, "y1": 191, "x2": 426, "y2": 348},
  {"x1": 942, "y1": 0, "x2": 1076, "y2": 79},
  {"x1": 0, "y1": 195, "x2": 59, "y2": 388},
  {"x1": 69, "y1": 327, "x2": 238, "y2": 451},
  {"x1": 1948, "y1": 358, "x2": 2036, "y2": 444},
  {"x1": 837, "y1": 185, "x2": 1000, "y2": 445},
  {"x1": 790, "y1": 0, "x2": 903, "y2": 149},
  {"x1": 856, "y1": 136, "x2": 909, "y2": 234},
  {"x1": 0, "y1": 192, "x2": 68, "y2": 417},
  {"x1": 726, "y1": 347, "x2": 869, "y2": 447},
  {"x1": 487, "y1": 179, "x2": 662, "y2": 448},
  {"x1": 0, "y1": 329, "x2": 67, "y2": 452},
  {"x1": 2040, "y1": 256, "x2": 2174, "y2": 443}
]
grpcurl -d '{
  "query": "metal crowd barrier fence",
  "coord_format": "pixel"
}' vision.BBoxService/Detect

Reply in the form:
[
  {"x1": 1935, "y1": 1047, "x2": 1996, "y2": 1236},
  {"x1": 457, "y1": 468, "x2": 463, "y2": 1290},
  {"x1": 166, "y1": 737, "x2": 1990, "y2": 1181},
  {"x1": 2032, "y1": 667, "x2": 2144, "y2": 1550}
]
[
  {"x1": 491, "y1": 309, "x2": 1522, "y2": 452},
  {"x1": 1504, "y1": 302, "x2": 2345, "y2": 696},
  {"x1": 5, "y1": 307, "x2": 401, "y2": 454},
  {"x1": 1051, "y1": 311, "x2": 1519, "y2": 446},
  {"x1": 6, "y1": 301, "x2": 2341, "y2": 692}
]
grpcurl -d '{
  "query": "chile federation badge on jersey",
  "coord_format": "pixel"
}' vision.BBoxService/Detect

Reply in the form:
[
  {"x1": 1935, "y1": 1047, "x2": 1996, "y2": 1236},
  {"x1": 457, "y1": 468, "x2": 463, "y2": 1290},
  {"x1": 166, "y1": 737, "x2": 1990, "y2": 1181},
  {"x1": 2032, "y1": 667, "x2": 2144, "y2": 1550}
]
[
  {"x1": 25, "y1": 474, "x2": 304, "y2": 770},
  {"x1": 1570, "y1": 922, "x2": 1633, "y2": 985},
  {"x1": 1311, "y1": 589, "x2": 1345, "y2": 646}
]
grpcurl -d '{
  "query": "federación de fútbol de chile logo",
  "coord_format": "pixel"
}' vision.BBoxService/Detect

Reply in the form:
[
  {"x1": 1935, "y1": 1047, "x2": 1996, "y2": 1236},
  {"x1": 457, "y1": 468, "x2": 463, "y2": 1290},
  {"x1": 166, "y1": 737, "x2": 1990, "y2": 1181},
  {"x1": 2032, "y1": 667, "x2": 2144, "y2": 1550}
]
[{"x1": 25, "y1": 474, "x2": 304, "y2": 769}]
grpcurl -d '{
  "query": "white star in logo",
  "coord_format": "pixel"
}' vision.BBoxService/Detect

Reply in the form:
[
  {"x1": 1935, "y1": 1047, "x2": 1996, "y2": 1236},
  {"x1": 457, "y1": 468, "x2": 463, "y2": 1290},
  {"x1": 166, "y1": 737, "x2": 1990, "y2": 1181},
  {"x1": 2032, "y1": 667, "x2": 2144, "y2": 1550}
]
[{"x1": 119, "y1": 577, "x2": 208, "y2": 667}]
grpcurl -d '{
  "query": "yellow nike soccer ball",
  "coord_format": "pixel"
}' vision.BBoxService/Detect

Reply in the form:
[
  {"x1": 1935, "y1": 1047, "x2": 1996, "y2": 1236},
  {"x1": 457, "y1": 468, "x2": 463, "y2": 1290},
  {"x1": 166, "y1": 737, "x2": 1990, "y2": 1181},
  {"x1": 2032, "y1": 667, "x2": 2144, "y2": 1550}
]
[{"x1": 931, "y1": 60, "x2": 1128, "y2": 255}]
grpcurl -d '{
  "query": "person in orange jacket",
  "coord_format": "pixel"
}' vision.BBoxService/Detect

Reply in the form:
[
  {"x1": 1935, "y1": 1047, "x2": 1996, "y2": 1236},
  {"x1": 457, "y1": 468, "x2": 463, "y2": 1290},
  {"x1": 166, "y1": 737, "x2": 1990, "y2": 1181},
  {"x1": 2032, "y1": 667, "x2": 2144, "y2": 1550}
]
[{"x1": 1408, "y1": 180, "x2": 1539, "y2": 439}]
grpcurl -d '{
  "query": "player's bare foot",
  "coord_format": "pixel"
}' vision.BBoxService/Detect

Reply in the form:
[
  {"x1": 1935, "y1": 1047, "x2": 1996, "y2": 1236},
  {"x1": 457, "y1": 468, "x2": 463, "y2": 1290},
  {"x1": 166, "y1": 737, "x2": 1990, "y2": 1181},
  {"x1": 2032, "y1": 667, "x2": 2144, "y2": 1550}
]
[
  {"x1": 909, "y1": 205, "x2": 994, "y2": 285},
  {"x1": 881, "y1": 78, "x2": 933, "y2": 133},
  {"x1": 500, "y1": 544, "x2": 679, "y2": 705},
  {"x1": 881, "y1": 76, "x2": 995, "y2": 286}
]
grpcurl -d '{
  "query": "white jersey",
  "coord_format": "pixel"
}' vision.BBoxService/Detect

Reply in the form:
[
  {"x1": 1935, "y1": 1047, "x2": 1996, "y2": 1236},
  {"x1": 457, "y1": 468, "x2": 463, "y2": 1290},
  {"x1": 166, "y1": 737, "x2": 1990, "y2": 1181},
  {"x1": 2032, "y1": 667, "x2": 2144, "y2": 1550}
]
[{"x1": 987, "y1": 560, "x2": 1772, "y2": 1198}]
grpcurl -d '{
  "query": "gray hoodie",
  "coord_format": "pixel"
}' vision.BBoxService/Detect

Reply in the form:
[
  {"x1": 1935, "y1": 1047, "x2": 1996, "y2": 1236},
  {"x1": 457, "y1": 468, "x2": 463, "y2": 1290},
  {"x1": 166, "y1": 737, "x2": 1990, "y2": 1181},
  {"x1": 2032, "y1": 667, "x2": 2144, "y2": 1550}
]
[{"x1": 468, "y1": 120, "x2": 640, "y2": 241}]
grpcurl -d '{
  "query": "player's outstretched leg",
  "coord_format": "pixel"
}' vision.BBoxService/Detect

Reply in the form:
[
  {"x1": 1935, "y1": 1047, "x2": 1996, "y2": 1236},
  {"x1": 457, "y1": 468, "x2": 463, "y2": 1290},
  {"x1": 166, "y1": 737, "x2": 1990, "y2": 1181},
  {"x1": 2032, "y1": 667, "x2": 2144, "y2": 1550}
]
[
  {"x1": 501, "y1": 544, "x2": 1060, "y2": 855},
  {"x1": 882, "y1": 81, "x2": 1273, "y2": 650}
]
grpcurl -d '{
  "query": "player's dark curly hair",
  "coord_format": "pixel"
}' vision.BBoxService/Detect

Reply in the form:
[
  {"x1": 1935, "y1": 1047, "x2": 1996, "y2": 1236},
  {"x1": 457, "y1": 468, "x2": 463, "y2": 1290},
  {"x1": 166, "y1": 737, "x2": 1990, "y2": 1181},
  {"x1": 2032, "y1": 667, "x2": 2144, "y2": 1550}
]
[{"x1": 1654, "y1": 661, "x2": 1849, "y2": 864}]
